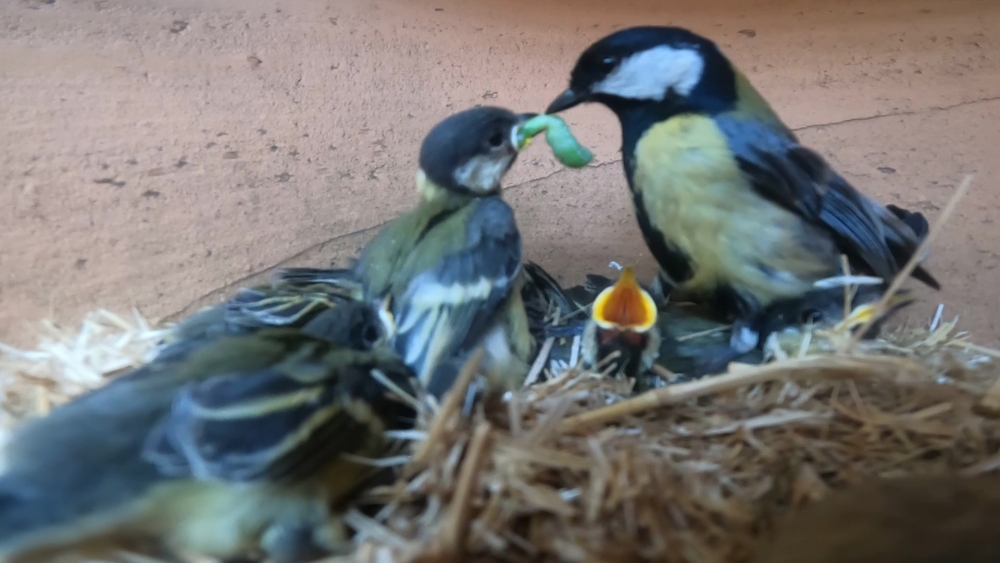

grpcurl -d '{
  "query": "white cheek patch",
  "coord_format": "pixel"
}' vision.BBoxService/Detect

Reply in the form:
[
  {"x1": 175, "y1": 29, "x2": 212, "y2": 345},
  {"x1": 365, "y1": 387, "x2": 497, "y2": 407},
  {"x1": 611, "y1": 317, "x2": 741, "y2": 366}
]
[
  {"x1": 592, "y1": 45, "x2": 705, "y2": 101},
  {"x1": 730, "y1": 324, "x2": 760, "y2": 353},
  {"x1": 453, "y1": 154, "x2": 514, "y2": 194}
]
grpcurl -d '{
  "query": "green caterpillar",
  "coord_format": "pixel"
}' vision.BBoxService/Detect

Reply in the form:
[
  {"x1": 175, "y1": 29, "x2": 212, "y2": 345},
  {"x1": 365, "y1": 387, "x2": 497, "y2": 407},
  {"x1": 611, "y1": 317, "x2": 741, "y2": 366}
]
[{"x1": 517, "y1": 114, "x2": 594, "y2": 168}]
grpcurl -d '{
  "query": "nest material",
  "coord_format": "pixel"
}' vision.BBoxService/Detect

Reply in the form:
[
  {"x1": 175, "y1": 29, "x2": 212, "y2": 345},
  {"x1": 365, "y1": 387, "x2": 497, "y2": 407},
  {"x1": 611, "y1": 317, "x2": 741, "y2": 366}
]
[
  {"x1": 347, "y1": 320, "x2": 1000, "y2": 563},
  {"x1": 1, "y1": 306, "x2": 999, "y2": 563},
  {"x1": 0, "y1": 309, "x2": 167, "y2": 453}
]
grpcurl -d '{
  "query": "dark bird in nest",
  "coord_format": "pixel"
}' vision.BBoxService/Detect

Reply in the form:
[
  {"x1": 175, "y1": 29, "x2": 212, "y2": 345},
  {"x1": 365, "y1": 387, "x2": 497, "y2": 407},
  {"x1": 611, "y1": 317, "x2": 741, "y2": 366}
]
[{"x1": 521, "y1": 262, "x2": 915, "y2": 391}]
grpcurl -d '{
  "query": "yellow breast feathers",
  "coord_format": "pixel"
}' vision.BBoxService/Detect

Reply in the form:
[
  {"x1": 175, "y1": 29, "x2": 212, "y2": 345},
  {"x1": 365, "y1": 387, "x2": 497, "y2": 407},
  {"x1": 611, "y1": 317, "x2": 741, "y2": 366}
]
[{"x1": 631, "y1": 115, "x2": 835, "y2": 304}]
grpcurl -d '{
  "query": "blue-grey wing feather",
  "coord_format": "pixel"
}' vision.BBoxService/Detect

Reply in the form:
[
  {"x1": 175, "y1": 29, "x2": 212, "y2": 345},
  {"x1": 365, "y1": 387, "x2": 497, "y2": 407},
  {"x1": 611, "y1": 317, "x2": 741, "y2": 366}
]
[
  {"x1": 716, "y1": 115, "x2": 900, "y2": 279},
  {"x1": 392, "y1": 197, "x2": 522, "y2": 386}
]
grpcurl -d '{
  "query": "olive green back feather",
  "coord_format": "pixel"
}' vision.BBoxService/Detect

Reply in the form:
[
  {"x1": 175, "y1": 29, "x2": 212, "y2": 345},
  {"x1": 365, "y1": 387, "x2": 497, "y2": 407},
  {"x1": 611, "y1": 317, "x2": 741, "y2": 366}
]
[
  {"x1": 731, "y1": 71, "x2": 792, "y2": 138},
  {"x1": 356, "y1": 192, "x2": 475, "y2": 297},
  {"x1": 144, "y1": 336, "x2": 416, "y2": 483}
]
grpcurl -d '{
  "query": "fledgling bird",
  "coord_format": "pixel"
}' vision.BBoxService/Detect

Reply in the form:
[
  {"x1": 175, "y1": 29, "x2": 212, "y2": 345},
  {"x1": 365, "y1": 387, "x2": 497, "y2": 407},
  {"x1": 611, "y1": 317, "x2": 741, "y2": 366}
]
[
  {"x1": 0, "y1": 302, "x2": 417, "y2": 563},
  {"x1": 754, "y1": 475, "x2": 1000, "y2": 563},
  {"x1": 521, "y1": 263, "x2": 663, "y2": 385},
  {"x1": 544, "y1": 26, "x2": 939, "y2": 356},
  {"x1": 154, "y1": 267, "x2": 387, "y2": 365},
  {"x1": 333, "y1": 106, "x2": 537, "y2": 398}
]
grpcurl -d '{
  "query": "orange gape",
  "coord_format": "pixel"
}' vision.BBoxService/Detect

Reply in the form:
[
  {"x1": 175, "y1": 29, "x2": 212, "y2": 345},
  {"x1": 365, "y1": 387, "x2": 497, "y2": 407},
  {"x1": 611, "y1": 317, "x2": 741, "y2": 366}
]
[{"x1": 592, "y1": 268, "x2": 657, "y2": 331}]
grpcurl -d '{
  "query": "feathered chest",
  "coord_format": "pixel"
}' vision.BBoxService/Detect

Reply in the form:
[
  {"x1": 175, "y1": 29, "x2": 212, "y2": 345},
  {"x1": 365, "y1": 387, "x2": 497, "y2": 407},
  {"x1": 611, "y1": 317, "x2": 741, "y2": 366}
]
[{"x1": 625, "y1": 114, "x2": 834, "y2": 300}]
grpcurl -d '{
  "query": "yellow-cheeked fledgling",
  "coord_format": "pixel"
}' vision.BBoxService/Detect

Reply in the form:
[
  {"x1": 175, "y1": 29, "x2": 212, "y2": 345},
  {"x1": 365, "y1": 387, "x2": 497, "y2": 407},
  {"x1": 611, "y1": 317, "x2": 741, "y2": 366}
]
[
  {"x1": 0, "y1": 302, "x2": 417, "y2": 563},
  {"x1": 545, "y1": 26, "x2": 939, "y2": 355},
  {"x1": 349, "y1": 106, "x2": 537, "y2": 398}
]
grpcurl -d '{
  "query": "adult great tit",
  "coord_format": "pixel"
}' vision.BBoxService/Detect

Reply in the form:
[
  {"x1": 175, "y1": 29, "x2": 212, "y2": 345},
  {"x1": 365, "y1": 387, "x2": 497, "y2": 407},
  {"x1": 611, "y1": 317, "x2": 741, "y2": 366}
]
[
  {"x1": 0, "y1": 303, "x2": 417, "y2": 563},
  {"x1": 545, "y1": 26, "x2": 939, "y2": 355},
  {"x1": 346, "y1": 106, "x2": 536, "y2": 398}
]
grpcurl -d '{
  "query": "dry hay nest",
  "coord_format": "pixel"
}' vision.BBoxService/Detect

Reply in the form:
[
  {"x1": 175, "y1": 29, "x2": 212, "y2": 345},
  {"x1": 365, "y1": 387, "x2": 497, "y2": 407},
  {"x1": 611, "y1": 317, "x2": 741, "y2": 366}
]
[{"x1": 2, "y1": 304, "x2": 999, "y2": 563}]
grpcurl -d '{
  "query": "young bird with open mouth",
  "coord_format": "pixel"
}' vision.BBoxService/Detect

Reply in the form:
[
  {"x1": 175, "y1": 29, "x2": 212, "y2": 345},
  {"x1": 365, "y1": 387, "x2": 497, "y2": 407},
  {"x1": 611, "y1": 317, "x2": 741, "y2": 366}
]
[
  {"x1": 545, "y1": 26, "x2": 939, "y2": 358},
  {"x1": 581, "y1": 266, "x2": 661, "y2": 380},
  {"x1": 0, "y1": 301, "x2": 418, "y2": 563}
]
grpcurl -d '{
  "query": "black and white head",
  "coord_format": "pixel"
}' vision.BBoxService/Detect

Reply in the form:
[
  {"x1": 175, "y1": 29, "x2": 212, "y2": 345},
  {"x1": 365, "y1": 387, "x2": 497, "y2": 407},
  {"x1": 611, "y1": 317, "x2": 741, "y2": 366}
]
[
  {"x1": 546, "y1": 26, "x2": 737, "y2": 116},
  {"x1": 300, "y1": 298, "x2": 392, "y2": 351},
  {"x1": 419, "y1": 106, "x2": 535, "y2": 196}
]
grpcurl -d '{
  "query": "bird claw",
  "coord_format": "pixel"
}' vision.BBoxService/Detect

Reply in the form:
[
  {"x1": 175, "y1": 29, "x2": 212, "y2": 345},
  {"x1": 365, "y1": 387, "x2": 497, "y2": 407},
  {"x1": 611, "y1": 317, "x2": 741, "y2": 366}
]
[
  {"x1": 728, "y1": 322, "x2": 760, "y2": 354},
  {"x1": 461, "y1": 380, "x2": 481, "y2": 417},
  {"x1": 648, "y1": 274, "x2": 672, "y2": 309}
]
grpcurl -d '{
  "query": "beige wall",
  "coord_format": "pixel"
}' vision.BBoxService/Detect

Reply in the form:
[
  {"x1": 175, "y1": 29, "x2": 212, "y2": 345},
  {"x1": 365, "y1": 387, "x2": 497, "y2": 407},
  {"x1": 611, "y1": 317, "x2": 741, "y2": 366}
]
[{"x1": 1, "y1": 0, "x2": 998, "y2": 345}]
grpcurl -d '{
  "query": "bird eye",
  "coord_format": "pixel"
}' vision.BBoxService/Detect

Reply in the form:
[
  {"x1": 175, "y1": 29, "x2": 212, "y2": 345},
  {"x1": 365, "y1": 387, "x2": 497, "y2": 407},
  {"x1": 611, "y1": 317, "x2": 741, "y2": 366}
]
[
  {"x1": 361, "y1": 324, "x2": 381, "y2": 347},
  {"x1": 487, "y1": 131, "x2": 505, "y2": 148},
  {"x1": 800, "y1": 309, "x2": 823, "y2": 324},
  {"x1": 601, "y1": 56, "x2": 618, "y2": 68}
]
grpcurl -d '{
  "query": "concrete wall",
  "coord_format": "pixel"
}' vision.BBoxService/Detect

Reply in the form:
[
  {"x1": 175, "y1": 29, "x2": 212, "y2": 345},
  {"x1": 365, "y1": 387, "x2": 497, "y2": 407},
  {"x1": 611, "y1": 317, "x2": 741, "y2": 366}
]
[{"x1": 2, "y1": 0, "x2": 999, "y2": 345}]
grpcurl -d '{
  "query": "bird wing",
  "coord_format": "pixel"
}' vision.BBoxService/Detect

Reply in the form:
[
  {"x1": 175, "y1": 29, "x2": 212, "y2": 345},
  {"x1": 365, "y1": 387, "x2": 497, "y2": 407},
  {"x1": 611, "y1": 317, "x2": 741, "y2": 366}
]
[
  {"x1": 389, "y1": 196, "x2": 522, "y2": 390},
  {"x1": 275, "y1": 266, "x2": 361, "y2": 290},
  {"x1": 716, "y1": 115, "x2": 934, "y2": 286},
  {"x1": 879, "y1": 203, "x2": 939, "y2": 288},
  {"x1": 522, "y1": 261, "x2": 580, "y2": 336},
  {"x1": 224, "y1": 283, "x2": 357, "y2": 330},
  {"x1": 271, "y1": 266, "x2": 366, "y2": 303},
  {"x1": 154, "y1": 274, "x2": 363, "y2": 363},
  {"x1": 143, "y1": 343, "x2": 414, "y2": 484}
]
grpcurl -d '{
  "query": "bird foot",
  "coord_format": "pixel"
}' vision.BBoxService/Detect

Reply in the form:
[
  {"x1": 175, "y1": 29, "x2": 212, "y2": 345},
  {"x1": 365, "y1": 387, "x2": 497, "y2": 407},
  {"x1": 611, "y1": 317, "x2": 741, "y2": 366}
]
[
  {"x1": 260, "y1": 515, "x2": 348, "y2": 563},
  {"x1": 728, "y1": 321, "x2": 760, "y2": 354},
  {"x1": 648, "y1": 273, "x2": 672, "y2": 309}
]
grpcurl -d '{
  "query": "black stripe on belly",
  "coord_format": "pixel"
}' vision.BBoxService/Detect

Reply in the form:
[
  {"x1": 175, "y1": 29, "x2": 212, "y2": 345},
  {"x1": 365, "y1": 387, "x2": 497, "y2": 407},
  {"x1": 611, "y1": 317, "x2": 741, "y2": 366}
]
[
  {"x1": 631, "y1": 189, "x2": 694, "y2": 286},
  {"x1": 415, "y1": 207, "x2": 461, "y2": 245}
]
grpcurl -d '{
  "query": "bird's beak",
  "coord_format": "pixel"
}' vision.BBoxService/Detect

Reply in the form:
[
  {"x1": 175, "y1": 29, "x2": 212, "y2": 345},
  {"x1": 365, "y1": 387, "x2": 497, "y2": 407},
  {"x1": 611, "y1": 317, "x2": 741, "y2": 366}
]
[
  {"x1": 836, "y1": 290, "x2": 916, "y2": 333},
  {"x1": 512, "y1": 113, "x2": 539, "y2": 152},
  {"x1": 591, "y1": 267, "x2": 658, "y2": 333},
  {"x1": 546, "y1": 88, "x2": 588, "y2": 114}
]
